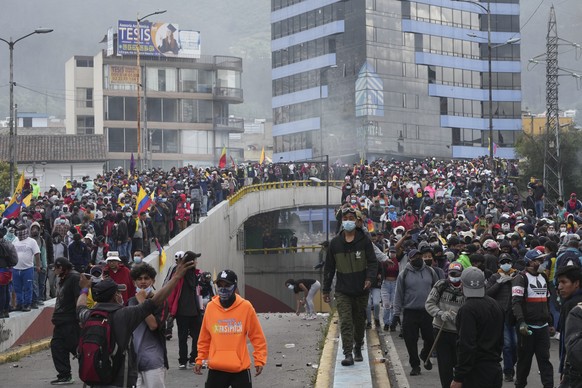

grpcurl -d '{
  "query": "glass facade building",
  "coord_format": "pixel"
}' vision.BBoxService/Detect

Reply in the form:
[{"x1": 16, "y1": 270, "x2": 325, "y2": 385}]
[{"x1": 271, "y1": 0, "x2": 521, "y2": 162}]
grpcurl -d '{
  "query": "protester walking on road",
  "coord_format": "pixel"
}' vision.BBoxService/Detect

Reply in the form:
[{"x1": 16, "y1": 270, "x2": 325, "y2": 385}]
[
  {"x1": 393, "y1": 248, "x2": 439, "y2": 376},
  {"x1": 49, "y1": 258, "x2": 80, "y2": 385},
  {"x1": 425, "y1": 261, "x2": 465, "y2": 388},
  {"x1": 323, "y1": 206, "x2": 377, "y2": 366},
  {"x1": 451, "y1": 267, "x2": 504, "y2": 388},
  {"x1": 194, "y1": 269, "x2": 268, "y2": 388}
]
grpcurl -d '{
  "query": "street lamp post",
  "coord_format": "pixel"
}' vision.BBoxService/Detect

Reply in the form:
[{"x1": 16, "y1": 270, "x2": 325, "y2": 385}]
[
  {"x1": 0, "y1": 28, "x2": 53, "y2": 193},
  {"x1": 136, "y1": 10, "x2": 166, "y2": 172},
  {"x1": 319, "y1": 65, "x2": 336, "y2": 158}
]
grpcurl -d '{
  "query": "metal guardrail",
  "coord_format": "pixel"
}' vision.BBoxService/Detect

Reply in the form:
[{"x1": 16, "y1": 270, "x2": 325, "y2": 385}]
[
  {"x1": 244, "y1": 245, "x2": 322, "y2": 255},
  {"x1": 228, "y1": 179, "x2": 344, "y2": 206}
]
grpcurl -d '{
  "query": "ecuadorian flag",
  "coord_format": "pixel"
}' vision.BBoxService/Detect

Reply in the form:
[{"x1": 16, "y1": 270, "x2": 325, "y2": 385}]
[
  {"x1": 3, "y1": 174, "x2": 25, "y2": 219},
  {"x1": 135, "y1": 185, "x2": 153, "y2": 215},
  {"x1": 155, "y1": 238, "x2": 167, "y2": 271}
]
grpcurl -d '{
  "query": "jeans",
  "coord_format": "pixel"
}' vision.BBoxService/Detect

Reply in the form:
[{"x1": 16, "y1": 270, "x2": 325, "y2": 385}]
[
  {"x1": 118, "y1": 240, "x2": 131, "y2": 260},
  {"x1": 201, "y1": 195, "x2": 208, "y2": 216},
  {"x1": 503, "y1": 321, "x2": 517, "y2": 376},
  {"x1": 305, "y1": 281, "x2": 320, "y2": 315},
  {"x1": 535, "y1": 200, "x2": 544, "y2": 219},
  {"x1": 12, "y1": 268, "x2": 34, "y2": 307},
  {"x1": 366, "y1": 288, "x2": 381, "y2": 322},
  {"x1": 32, "y1": 268, "x2": 47, "y2": 304},
  {"x1": 176, "y1": 315, "x2": 202, "y2": 365},
  {"x1": 0, "y1": 283, "x2": 10, "y2": 312},
  {"x1": 381, "y1": 280, "x2": 397, "y2": 325},
  {"x1": 515, "y1": 326, "x2": 554, "y2": 388}
]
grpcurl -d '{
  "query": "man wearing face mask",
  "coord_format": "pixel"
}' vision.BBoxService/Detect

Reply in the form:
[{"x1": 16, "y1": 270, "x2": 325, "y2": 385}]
[
  {"x1": 194, "y1": 269, "x2": 267, "y2": 387},
  {"x1": 12, "y1": 223, "x2": 41, "y2": 311},
  {"x1": 485, "y1": 253, "x2": 518, "y2": 382},
  {"x1": 323, "y1": 207, "x2": 377, "y2": 366},
  {"x1": 77, "y1": 255, "x2": 195, "y2": 387},
  {"x1": 393, "y1": 248, "x2": 439, "y2": 376},
  {"x1": 128, "y1": 263, "x2": 170, "y2": 388},
  {"x1": 511, "y1": 248, "x2": 554, "y2": 388}
]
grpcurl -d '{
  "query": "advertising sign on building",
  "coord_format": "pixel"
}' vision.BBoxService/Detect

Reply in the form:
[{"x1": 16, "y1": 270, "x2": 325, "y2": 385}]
[
  {"x1": 109, "y1": 65, "x2": 139, "y2": 84},
  {"x1": 106, "y1": 27, "x2": 114, "y2": 56},
  {"x1": 117, "y1": 20, "x2": 201, "y2": 59}
]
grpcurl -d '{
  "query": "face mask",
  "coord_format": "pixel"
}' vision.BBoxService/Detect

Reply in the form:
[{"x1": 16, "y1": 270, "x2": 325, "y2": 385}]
[
  {"x1": 500, "y1": 263, "x2": 512, "y2": 272},
  {"x1": 137, "y1": 286, "x2": 153, "y2": 295},
  {"x1": 560, "y1": 227, "x2": 567, "y2": 233},
  {"x1": 411, "y1": 257, "x2": 423, "y2": 268},
  {"x1": 350, "y1": 199, "x2": 357, "y2": 204},
  {"x1": 287, "y1": 284, "x2": 294, "y2": 291},
  {"x1": 133, "y1": 256, "x2": 143, "y2": 264},
  {"x1": 217, "y1": 284, "x2": 236, "y2": 301},
  {"x1": 342, "y1": 220, "x2": 356, "y2": 232},
  {"x1": 395, "y1": 234, "x2": 402, "y2": 240},
  {"x1": 125, "y1": 212, "x2": 132, "y2": 217},
  {"x1": 449, "y1": 276, "x2": 461, "y2": 284}
]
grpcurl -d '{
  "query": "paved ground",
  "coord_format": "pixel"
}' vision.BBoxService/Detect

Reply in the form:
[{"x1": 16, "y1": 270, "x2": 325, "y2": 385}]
[
  {"x1": 0, "y1": 313, "x2": 327, "y2": 388},
  {"x1": 380, "y1": 323, "x2": 561, "y2": 388}
]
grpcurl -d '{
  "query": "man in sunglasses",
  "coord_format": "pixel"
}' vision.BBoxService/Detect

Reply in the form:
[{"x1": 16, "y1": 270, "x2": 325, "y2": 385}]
[{"x1": 323, "y1": 206, "x2": 377, "y2": 366}]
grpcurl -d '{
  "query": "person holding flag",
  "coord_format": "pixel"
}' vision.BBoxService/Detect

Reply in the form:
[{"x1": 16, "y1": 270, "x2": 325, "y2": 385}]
[
  {"x1": 3, "y1": 174, "x2": 26, "y2": 220},
  {"x1": 218, "y1": 147, "x2": 227, "y2": 169}
]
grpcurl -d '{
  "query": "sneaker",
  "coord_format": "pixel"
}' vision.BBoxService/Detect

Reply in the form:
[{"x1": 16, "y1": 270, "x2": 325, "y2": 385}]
[
  {"x1": 341, "y1": 354, "x2": 354, "y2": 366},
  {"x1": 306, "y1": 314, "x2": 316, "y2": 320},
  {"x1": 389, "y1": 323, "x2": 397, "y2": 332},
  {"x1": 188, "y1": 360, "x2": 196, "y2": 368},
  {"x1": 410, "y1": 366, "x2": 421, "y2": 376},
  {"x1": 384, "y1": 324, "x2": 390, "y2": 331},
  {"x1": 22, "y1": 305, "x2": 31, "y2": 312},
  {"x1": 37, "y1": 300, "x2": 45, "y2": 306},
  {"x1": 31, "y1": 303, "x2": 39, "y2": 310},
  {"x1": 504, "y1": 373, "x2": 514, "y2": 382},
  {"x1": 50, "y1": 376, "x2": 74, "y2": 385},
  {"x1": 178, "y1": 364, "x2": 187, "y2": 370},
  {"x1": 366, "y1": 321, "x2": 372, "y2": 329},
  {"x1": 354, "y1": 348, "x2": 363, "y2": 362},
  {"x1": 374, "y1": 319, "x2": 380, "y2": 327}
]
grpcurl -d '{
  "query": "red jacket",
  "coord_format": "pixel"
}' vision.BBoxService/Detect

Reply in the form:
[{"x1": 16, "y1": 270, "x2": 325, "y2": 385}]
[{"x1": 106, "y1": 264, "x2": 135, "y2": 302}]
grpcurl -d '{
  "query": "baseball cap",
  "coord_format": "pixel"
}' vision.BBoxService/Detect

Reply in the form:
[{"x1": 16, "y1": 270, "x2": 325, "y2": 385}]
[
  {"x1": 408, "y1": 249, "x2": 420, "y2": 258},
  {"x1": 216, "y1": 269, "x2": 238, "y2": 285},
  {"x1": 461, "y1": 267, "x2": 485, "y2": 298},
  {"x1": 524, "y1": 248, "x2": 548, "y2": 263},
  {"x1": 54, "y1": 257, "x2": 73, "y2": 270},
  {"x1": 92, "y1": 278, "x2": 127, "y2": 302},
  {"x1": 448, "y1": 261, "x2": 463, "y2": 276}
]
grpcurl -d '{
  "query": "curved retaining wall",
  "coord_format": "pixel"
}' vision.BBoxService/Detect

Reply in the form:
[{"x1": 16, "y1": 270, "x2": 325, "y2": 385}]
[{"x1": 0, "y1": 183, "x2": 342, "y2": 353}]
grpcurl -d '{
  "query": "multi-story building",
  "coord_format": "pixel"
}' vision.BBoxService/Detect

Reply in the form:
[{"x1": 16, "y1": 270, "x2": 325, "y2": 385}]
[
  {"x1": 271, "y1": 0, "x2": 522, "y2": 162},
  {"x1": 66, "y1": 26, "x2": 244, "y2": 170}
]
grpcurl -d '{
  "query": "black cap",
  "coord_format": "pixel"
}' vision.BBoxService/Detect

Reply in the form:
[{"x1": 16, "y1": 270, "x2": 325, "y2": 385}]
[
  {"x1": 92, "y1": 278, "x2": 127, "y2": 302},
  {"x1": 54, "y1": 257, "x2": 72, "y2": 270},
  {"x1": 216, "y1": 269, "x2": 237, "y2": 285}
]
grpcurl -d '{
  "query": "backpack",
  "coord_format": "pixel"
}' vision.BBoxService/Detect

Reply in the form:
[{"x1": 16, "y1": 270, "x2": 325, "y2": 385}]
[
  {"x1": 77, "y1": 308, "x2": 126, "y2": 386},
  {"x1": 556, "y1": 249, "x2": 582, "y2": 270}
]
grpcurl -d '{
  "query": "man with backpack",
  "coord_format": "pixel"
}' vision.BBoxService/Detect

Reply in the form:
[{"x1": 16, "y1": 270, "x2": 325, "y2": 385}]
[
  {"x1": 555, "y1": 234, "x2": 582, "y2": 269},
  {"x1": 564, "y1": 301, "x2": 582, "y2": 387},
  {"x1": 393, "y1": 248, "x2": 439, "y2": 376},
  {"x1": 511, "y1": 248, "x2": 555, "y2": 388},
  {"x1": 76, "y1": 256, "x2": 195, "y2": 387},
  {"x1": 50, "y1": 258, "x2": 81, "y2": 385}
]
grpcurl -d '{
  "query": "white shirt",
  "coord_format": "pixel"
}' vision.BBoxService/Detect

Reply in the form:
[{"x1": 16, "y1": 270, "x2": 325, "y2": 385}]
[{"x1": 13, "y1": 237, "x2": 40, "y2": 270}]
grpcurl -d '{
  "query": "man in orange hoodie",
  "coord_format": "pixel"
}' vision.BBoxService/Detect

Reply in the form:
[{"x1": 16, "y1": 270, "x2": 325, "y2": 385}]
[{"x1": 194, "y1": 269, "x2": 267, "y2": 387}]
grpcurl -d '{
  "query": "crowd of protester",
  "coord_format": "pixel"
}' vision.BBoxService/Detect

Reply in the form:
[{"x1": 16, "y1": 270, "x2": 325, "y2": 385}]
[
  {"x1": 320, "y1": 156, "x2": 582, "y2": 387},
  {"x1": 1, "y1": 155, "x2": 582, "y2": 387}
]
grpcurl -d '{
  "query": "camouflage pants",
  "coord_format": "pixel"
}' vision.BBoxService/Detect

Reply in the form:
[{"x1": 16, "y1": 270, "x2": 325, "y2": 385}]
[{"x1": 335, "y1": 292, "x2": 369, "y2": 356}]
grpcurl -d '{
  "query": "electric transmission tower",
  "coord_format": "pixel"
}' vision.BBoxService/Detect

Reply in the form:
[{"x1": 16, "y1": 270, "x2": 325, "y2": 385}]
[{"x1": 543, "y1": 5, "x2": 562, "y2": 202}]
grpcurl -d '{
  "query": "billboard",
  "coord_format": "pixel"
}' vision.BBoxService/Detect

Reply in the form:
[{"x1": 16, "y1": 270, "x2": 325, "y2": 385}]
[
  {"x1": 109, "y1": 65, "x2": 139, "y2": 84},
  {"x1": 117, "y1": 20, "x2": 201, "y2": 59}
]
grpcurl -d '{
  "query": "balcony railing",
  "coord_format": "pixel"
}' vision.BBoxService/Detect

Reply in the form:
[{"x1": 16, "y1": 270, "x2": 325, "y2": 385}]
[
  {"x1": 214, "y1": 87, "x2": 243, "y2": 101},
  {"x1": 215, "y1": 117, "x2": 245, "y2": 132}
]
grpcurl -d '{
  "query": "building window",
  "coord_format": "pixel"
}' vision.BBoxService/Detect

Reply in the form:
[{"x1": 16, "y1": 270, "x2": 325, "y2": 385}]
[
  {"x1": 146, "y1": 67, "x2": 177, "y2": 92},
  {"x1": 76, "y1": 88, "x2": 93, "y2": 108},
  {"x1": 150, "y1": 129, "x2": 180, "y2": 153},
  {"x1": 180, "y1": 68, "x2": 198, "y2": 92},
  {"x1": 22, "y1": 117, "x2": 33, "y2": 127},
  {"x1": 77, "y1": 116, "x2": 95, "y2": 134},
  {"x1": 76, "y1": 58, "x2": 93, "y2": 67},
  {"x1": 107, "y1": 128, "x2": 137, "y2": 152}
]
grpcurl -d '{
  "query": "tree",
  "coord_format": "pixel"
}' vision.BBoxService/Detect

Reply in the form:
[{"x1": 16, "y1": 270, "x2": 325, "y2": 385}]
[
  {"x1": 515, "y1": 129, "x2": 582, "y2": 202},
  {"x1": 0, "y1": 161, "x2": 18, "y2": 198}
]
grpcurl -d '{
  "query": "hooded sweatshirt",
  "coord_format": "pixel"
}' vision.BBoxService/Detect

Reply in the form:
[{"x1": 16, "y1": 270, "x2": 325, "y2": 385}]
[
  {"x1": 196, "y1": 294, "x2": 267, "y2": 373},
  {"x1": 393, "y1": 262, "x2": 438, "y2": 316}
]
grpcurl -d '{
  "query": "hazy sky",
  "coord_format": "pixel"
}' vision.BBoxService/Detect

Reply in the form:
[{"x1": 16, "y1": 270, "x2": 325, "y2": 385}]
[{"x1": 0, "y1": 0, "x2": 581, "y2": 119}]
